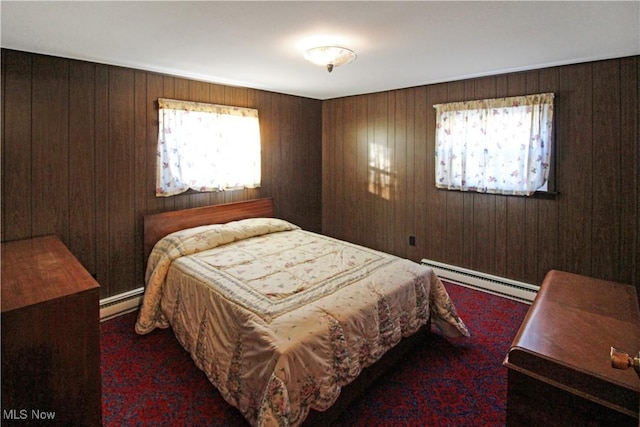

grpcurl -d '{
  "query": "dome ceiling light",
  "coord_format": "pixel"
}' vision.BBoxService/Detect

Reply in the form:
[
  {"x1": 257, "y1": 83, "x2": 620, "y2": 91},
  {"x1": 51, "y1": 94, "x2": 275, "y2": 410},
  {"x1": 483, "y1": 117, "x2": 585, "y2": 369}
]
[{"x1": 303, "y1": 46, "x2": 356, "y2": 73}]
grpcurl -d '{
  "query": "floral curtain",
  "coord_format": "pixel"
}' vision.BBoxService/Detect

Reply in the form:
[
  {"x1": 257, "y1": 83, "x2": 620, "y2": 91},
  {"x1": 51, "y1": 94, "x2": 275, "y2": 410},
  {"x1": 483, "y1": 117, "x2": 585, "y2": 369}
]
[
  {"x1": 156, "y1": 98, "x2": 261, "y2": 197},
  {"x1": 434, "y1": 93, "x2": 554, "y2": 196}
]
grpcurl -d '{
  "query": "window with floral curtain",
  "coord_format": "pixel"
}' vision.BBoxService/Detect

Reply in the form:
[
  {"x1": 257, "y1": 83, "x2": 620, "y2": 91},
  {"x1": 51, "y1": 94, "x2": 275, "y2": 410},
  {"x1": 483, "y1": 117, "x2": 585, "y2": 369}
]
[
  {"x1": 156, "y1": 98, "x2": 261, "y2": 197},
  {"x1": 434, "y1": 93, "x2": 554, "y2": 196}
]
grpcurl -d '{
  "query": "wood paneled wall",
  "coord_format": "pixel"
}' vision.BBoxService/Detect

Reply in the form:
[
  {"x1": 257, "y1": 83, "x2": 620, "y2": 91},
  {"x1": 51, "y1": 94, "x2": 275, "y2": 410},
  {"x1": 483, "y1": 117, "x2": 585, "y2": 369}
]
[
  {"x1": 1, "y1": 49, "x2": 322, "y2": 298},
  {"x1": 322, "y1": 56, "x2": 639, "y2": 291},
  {"x1": 3, "y1": 49, "x2": 638, "y2": 297}
]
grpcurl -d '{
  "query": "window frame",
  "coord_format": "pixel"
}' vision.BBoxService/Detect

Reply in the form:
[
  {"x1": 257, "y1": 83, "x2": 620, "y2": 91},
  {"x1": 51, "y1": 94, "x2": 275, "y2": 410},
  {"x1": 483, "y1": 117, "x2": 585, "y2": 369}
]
[
  {"x1": 433, "y1": 93, "x2": 555, "y2": 197},
  {"x1": 155, "y1": 98, "x2": 261, "y2": 197}
]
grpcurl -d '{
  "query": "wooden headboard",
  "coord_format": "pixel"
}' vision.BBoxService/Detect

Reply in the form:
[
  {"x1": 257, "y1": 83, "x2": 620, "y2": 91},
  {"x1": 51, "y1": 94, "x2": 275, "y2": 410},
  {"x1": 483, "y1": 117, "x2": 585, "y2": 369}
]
[{"x1": 143, "y1": 197, "x2": 274, "y2": 259}]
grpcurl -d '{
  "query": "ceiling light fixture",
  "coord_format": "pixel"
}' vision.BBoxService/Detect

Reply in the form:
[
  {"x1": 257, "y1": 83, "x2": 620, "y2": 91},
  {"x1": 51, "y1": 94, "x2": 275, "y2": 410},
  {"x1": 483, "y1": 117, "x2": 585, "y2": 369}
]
[{"x1": 303, "y1": 46, "x2": 356, "y2": 73}]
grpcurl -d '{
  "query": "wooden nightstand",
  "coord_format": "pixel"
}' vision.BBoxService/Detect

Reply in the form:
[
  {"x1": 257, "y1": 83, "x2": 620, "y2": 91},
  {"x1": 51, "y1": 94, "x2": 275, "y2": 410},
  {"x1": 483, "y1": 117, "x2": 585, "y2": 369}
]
[{"x1": 1, "y1": 235, "x2": 102, "y2": 426}]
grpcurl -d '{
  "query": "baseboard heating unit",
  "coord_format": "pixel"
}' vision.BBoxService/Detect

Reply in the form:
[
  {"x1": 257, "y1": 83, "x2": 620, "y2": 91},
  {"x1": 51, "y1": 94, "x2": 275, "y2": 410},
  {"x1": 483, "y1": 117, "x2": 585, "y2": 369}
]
[
  {"x1": 100, "y1": 287, "x2": 144, "y2": 321},
  {"x1": 420, "y1": 259, "x2": 538, "y2": 303}
]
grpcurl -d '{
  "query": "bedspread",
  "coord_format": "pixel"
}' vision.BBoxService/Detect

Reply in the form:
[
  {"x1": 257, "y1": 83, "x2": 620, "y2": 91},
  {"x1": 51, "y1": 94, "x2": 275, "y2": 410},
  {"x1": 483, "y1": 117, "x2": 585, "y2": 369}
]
[{"x1": 136, "y1": 218, "x2": 469, "y2": 426}]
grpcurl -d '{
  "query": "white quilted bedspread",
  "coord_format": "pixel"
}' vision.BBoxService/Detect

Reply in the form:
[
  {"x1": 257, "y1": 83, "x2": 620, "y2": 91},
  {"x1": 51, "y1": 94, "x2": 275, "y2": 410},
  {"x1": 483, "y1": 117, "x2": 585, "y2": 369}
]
[{"x1": 136, "y1": 218, "x2": 469, "y2": 426}]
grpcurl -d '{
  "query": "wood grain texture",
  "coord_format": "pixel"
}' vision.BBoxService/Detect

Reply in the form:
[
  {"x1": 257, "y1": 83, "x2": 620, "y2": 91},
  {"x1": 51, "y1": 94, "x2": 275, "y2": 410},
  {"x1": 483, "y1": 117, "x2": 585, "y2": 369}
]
[
  {"x1": 592, "y1": 61, "x2": 621, "y2": 282},
  {"x1": 1, "y1": 50, "x2": 32, "y2": 241},
  {"x1": 69, "y1": 60, "x2": 97, "y2": 276},
  {"x1": 504, "y1": 270, "x2": 640, "y2": 424},
  {"x1": 323, "y1": 56, "x2": 640, "y2": 293},
  {"x1": 2, "y1": 49, "x2": 638, "y2": 297},
  {"x1": 558, "y1": 63, "x2": 594, "y2": 276},
  {"x1": 31, "y1": 55, "x2": 69, "y2": 242},
  {"x1": 108, "y1": 67, "x2": 136, "y2": 296},
  {"x1": 423, "y1": 84, "x2": 445, "y2": 262},
  {"x1": 143, "y1": 197, "x2": 274, "y2": 259},
  {"x1": 1, "y1": 49, "x2": 322, "y2": 299},
  {"x1": 1, "y1": 236, "x2": 99, "y2": 311},
  {"x1": 94, "y1": 63, "x2": 111, "y2": 296},
  {"x1": 1, "y1": 235, "x2": 101, "y2": 426},
  {"x1": 619, "y1": 57, "x2": 639, "y2": 286}
]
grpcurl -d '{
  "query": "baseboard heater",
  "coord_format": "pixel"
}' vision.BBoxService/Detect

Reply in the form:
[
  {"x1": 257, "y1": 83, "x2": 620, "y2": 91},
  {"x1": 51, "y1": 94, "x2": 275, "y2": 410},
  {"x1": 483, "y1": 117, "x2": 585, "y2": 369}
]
[
  {"x1": 420, "y1": 259, "x2": 538, "y2": 303},
  {"x1": 99, "y1": 287, "x2": 144, "y2": 321}
]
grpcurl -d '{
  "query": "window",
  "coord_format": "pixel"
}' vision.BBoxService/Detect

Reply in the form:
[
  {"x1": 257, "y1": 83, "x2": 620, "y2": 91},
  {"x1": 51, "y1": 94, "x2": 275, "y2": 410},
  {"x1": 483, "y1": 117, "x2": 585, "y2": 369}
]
[
  {"x1": 156, "y1": 98, "x2": 261, "y2": 197},
  {"x1": 434, "y1": 93, "x2": 554, "y2": 196}
]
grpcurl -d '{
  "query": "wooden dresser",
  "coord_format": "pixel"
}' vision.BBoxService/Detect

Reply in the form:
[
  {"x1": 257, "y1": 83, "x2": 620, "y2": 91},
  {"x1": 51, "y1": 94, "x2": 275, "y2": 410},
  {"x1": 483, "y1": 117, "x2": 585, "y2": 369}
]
[
  {"x1": 1, "y1": 235, "x2": 102, "y2": 426},
  {"x1": 504, "y1": 270, "x2": 640, "y2": 426}
]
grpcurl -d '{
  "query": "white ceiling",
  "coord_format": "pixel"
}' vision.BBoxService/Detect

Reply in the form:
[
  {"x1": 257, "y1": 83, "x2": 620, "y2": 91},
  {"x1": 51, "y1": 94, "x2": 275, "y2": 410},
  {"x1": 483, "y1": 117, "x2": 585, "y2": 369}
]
[{"x1": 2, "y1": 1, "x2": 639, "y2": 100}]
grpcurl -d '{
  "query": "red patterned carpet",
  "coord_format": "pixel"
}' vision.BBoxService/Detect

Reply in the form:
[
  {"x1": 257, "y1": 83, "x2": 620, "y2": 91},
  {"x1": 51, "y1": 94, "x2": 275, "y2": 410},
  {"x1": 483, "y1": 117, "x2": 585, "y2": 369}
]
[{"x1": 100, "y1": 282, "x2": 529, "y2": 426}]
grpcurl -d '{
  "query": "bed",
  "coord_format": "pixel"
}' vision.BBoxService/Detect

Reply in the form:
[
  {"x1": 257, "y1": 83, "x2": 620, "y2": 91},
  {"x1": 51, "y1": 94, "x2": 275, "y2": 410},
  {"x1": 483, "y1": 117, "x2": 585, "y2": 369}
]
[{"x1": 135, "y1": 198, "x2": 469, "y2": 426}]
